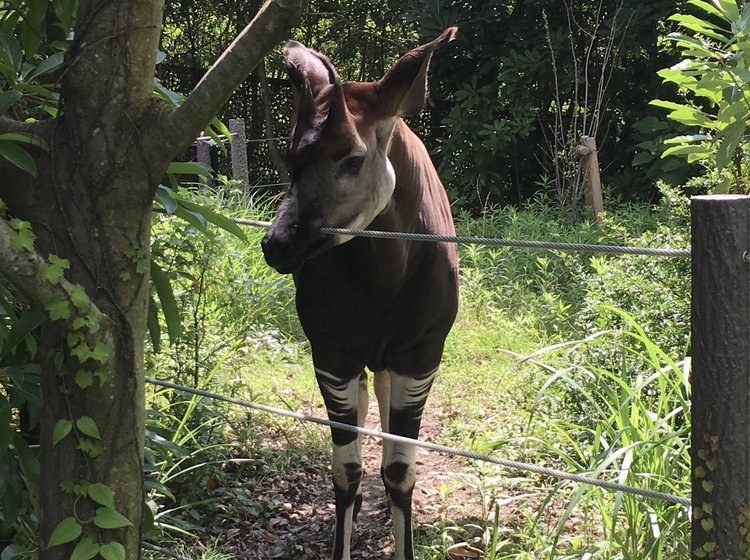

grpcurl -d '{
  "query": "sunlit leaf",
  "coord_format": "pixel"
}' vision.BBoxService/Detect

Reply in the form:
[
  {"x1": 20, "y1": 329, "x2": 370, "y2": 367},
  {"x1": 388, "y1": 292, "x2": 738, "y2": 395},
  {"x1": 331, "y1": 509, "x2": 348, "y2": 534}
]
[
  {"x1": 52, "y1": 419, "x2": 72, "y2": 445},
  {"x1": 150, "y1": 261, "x2": 181, "y2": 344},
  {"x1": 0, "y1": 141, "x2": 36, "y2": 176},
  {"x1": 98, "y1": 542, "x2": 126, "y2": 560},
  {"x1": 88, "y1": 483, "x2": 115, "y2": 508},
  {"x1": 76, "y1": 416, "x2": 101, "y2": 439},
  {"x1": 47, "y1": 517, "x2": 81, "y2": 548},
  {"x1": 93, "y1": 507, "x2": 133, "y2": 529}
]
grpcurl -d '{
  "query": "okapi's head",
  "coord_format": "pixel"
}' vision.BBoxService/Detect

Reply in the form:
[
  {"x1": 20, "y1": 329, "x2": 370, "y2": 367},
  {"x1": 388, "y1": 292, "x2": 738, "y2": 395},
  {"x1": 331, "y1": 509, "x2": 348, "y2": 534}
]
[{"x1": 261, "y1": 27, "x2": 458, "y2": 274}]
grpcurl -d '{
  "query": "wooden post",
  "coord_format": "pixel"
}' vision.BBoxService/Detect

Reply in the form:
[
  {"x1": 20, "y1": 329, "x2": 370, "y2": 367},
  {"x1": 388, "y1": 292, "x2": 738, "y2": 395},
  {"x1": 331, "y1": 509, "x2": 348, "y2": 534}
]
[
  {"x1": 196, "y1": 133, "x2": 212, "y2": 186},
  {"x1": 229, "y1": 118, "x2": 249, "y2": 191},
  {"x1": 691, "y1": 195, "x2": 750, "y2": 559},
  {"x1": 576, "y1": 136, "x2": 604, "y2": 220}
]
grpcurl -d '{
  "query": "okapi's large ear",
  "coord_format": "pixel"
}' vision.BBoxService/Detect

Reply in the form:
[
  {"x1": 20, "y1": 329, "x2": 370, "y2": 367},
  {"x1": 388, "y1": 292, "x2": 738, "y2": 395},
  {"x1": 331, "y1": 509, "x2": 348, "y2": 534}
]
[
  {"x1": 376, "y1": 27, "x2": 457, "y2": 117},
  {"x1": 284, "y1": 41, "x2": 339, "y2": 97}
]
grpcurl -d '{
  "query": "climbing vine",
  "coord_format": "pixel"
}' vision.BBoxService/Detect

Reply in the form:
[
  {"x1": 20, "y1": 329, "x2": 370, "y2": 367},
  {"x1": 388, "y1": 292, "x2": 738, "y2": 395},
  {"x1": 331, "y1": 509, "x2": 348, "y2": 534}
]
[{"x1": 0, "y1": 197, "x2": 134, "y2": 558}]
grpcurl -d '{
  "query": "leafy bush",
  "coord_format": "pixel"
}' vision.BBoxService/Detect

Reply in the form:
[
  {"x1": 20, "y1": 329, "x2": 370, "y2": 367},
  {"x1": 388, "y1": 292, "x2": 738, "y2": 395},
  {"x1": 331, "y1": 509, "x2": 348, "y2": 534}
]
[
  {"x1": 455, "y1": 189, "x2": 690, "y2": 348},
  {"x1": 582, "y1": 186, "x2": 691, "y2": 356},
  {"x1": 148, "y1": 182, "x2": 299, "y2": 392},
  {"x1": 653, "y1": 0, "x2": 750, "y2": 193}
]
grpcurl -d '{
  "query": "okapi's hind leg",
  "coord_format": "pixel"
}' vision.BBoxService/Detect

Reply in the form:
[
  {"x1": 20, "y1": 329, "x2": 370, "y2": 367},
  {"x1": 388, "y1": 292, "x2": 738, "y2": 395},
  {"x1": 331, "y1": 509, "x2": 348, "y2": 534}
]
[
  {"x1": 315, "y1": 368, "x2": 367, "y2": 560},
  {"x1": 381, "y1": 368, "x2": 437, "y2": 560},
  {"x1": 373, "y1": 369, "x2": 391, "y2": 500}
]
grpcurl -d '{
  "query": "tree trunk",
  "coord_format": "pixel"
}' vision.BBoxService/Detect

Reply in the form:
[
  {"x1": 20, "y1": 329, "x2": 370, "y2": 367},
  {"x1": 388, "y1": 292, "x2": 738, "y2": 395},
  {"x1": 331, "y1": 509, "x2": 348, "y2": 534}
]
[{"x1": 0, "y1": 0, "x2": 302, "y2": 558}]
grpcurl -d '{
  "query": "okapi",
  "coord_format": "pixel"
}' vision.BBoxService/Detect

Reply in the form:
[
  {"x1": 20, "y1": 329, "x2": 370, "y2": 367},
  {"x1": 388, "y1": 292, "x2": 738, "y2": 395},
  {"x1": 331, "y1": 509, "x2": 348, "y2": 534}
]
[{"x1": 261, "y1": 27, "x2": 459, "y2": 560}]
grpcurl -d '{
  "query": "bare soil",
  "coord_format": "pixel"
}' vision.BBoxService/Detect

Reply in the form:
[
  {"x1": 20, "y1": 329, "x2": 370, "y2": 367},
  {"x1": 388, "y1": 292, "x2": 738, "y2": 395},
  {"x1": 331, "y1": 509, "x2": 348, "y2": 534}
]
[{"x1": 219, "y1": 396, "x2": 488, "y2": 559}]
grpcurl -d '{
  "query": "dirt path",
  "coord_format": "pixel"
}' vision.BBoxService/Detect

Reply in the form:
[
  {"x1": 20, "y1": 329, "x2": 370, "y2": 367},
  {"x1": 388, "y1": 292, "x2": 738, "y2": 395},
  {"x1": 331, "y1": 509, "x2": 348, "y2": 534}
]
[{"x1": 225, "y1": 396, "x2": 486, "y2": 559}]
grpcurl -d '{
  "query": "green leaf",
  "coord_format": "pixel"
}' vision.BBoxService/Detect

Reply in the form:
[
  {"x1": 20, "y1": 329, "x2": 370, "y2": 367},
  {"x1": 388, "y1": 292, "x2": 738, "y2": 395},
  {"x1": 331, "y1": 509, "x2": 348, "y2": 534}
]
[
  {"x1": 631, "y1": 151, "x2": 654, "y2": 166},
  {"x1": 74, "y1": 370, "x2": 93, "y2": 389},
  {"x1": 166, "y1": 161, "x2": 212, "y2": 177},
  {"x1": 52, "y1": 419, "x2": 72, "y2": 445},
  {"x1": 716, "y1": 119, "x2": 746, "y2": 169},
  {"x1": 90, "y1": 341, "x2": 108, "y2": 364},
  {"x1": 99, "y1": 542, "x2": 126, "y2": 560},
  {"x1": 93, "y1": 507, "x2": 133, "y2": 529},
  {"x1": 1, "y1": 544, "x2": 31, "y2": 560},
  {"x1": 9, "y1": 220, "x2": 36, "y2": 252},
  {"x1": 0, "y1": 91, "x2": 22, "y2": 116},
  {"x1": 155, "y1": 185, "x2": 179, "y2": 214},
  {"x1": 176, "y1": 198, "x2": 247, "y2": 241},
  {"x1": 46, "y1": 299, "x2": 71, "y2": 321},
  {"x1": 688, "y1": 0, "x2": 726, "y2": 18},
  {"x1": 77, "y1": 438, "x2": 104, "y2": 458},
  {"x1": 150, "y1": 261, "x2": 182, "y2": 344},
  {"x1": 174, "y1": 206, "x2": 207, "y2": 231},
  {"x1": 70, "y1": 536, "x2": 99, "y2": 560},
  {"x1": 40, "y1": 255, "x2": 70, "y2": 284},
  {"x1": 713, "y1": 0, "x2": 740, "y2": 20},
  {"x1": 662, "y1": 144, "x2": 711, "y2": 158},
  {"x1": 0, "y1": 396, "x2": 11, "y2": 452},
  {"x1": 0, "y1": 141, "x2": 36, "y2": 176},
  {"x1": 0, "y1": 132, "x2": 49, "y2": 150},
  {"x1": 88, "y1": 482, "x2": 115, "y2": 508},
  {"x1": 668, "y1": 13, "x2": 730, "y2": 41},
  {"x1": 147, "y1": 296, "x2": 161, "y2": 352},
  {"x1": 76, "y1": 416, "x2": 101, "y2": 439},
  {"x1": 0, "y1": 32, "x2": 22, "y2": 74},
  {"x1": 663, "y1": 134, "x2": 712, "y2": 144},
  {"x1": 70, "y1": 285, "x2": 90, "y2": 309},
  {"x1": 47, "y1": 516, "x2": 81, "y2": 548},
  {"x1": 0, "y1": 309, "x2": 42, "y2": 361},
  {"x1": 26, "y1": 51, "x2": 65, "y2": 81}
]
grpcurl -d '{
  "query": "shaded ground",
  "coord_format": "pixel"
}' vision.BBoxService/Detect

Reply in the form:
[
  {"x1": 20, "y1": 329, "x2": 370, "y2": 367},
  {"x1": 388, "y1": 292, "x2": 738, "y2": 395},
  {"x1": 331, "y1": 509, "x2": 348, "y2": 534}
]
[{"x1": 220, "y1": 397, "x2": 487, "y2": 559}]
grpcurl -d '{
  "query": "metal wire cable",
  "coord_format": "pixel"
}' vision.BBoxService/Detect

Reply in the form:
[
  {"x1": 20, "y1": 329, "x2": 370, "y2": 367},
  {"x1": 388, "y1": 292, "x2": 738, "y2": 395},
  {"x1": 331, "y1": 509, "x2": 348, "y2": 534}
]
[
  {"x1": 146, "y1": 377, "x2": 691, "y2": 507},
  {"x1": 231, "y1": 219, "x2": 691, "y2": 258}
]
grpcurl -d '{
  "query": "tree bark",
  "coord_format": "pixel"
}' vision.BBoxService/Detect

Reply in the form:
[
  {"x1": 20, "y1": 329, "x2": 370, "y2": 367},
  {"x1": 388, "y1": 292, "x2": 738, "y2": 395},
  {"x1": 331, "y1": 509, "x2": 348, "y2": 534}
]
[
  {"x1": 0, "y1": 0, "x2": 302, "y2": 558},
  {"x1": 691, "y1": 195, "x2": 750, "y2": 559}
]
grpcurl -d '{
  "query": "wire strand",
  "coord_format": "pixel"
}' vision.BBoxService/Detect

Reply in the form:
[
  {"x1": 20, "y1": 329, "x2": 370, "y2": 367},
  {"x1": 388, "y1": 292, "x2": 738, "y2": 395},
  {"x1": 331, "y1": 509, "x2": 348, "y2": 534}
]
[
  {"x1": 231, "y1": 218, "x2": 691, "y2": 258},
  {"x1": 146, "y1": 377, "x2": 691, "y2": 507}
]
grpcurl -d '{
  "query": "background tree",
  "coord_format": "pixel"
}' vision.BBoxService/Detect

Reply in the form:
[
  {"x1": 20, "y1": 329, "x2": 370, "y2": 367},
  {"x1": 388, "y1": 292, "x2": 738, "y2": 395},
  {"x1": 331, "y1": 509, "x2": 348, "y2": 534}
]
[
  {"x1": 0, "y1": 0, "x2": 301, "y2": 558},
  {"x1": 156, "y1": 0, "x2": 691, "y2": 211}
]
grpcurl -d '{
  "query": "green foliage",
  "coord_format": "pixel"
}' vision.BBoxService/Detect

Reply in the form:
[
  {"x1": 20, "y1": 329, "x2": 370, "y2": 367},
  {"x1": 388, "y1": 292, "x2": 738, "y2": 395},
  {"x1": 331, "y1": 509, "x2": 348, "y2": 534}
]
[
  {"x1": 653, "y1": 0, "x2": 750, "y2": 192},
  {"x1": 413, "y1": 0, "x2": 685, "y2": 207},
  {"x1": 583, "y1": 187, "x2": 690, "y2": 355},
  {"x1": 0, "y1": 281, "x2": 41, "y2": 557},
  {"x1": 522, "y1": 310, "x2": 690, "y2": 558},
  {"x1": 0, "y1": 1, "x2": 72, "y2": 175},
  {"x1": 148, "y1": 181, "x2": 298, "y2": 389}
]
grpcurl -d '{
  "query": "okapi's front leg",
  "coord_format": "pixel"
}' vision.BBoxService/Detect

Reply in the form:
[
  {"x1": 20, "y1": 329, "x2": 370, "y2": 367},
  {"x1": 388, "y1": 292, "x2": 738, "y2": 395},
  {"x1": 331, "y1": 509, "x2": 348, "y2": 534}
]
[
  {"x1": 382, "y1": 369, "x2": 437, "y2": 560},
  {"x1": 315, "y1": 368, "x2": 367, "y2": 560}
]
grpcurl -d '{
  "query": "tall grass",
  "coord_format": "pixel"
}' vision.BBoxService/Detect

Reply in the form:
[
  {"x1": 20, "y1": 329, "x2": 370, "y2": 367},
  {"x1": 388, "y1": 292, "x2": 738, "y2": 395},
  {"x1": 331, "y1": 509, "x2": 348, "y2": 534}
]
[{"x1": 515, "y1": 308, "x2": 690, "y2": 558}]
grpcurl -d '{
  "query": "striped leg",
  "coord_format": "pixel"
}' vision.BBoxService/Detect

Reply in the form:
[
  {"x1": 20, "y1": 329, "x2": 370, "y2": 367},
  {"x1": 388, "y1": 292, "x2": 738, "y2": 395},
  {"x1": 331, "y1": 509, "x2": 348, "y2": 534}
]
[
  {"x1": 373, "y1": 369, "x2": 391, "y2": 498},
  {"x1": 315, "y1": 368, "x2": 367, "y2": 560},
  {"x1": 382, "y1": 368, "x2": 437, "y2": 560}
]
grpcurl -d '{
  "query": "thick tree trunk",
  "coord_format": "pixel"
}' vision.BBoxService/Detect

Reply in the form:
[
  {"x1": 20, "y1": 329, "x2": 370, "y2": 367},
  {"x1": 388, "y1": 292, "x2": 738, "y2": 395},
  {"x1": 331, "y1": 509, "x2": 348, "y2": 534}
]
[
  {"x1": 0, "y1": 0, "x2": 302, "y2": 558},
  {"x1": 691, "y1": 195, "x2": 750, "y2": 559}
]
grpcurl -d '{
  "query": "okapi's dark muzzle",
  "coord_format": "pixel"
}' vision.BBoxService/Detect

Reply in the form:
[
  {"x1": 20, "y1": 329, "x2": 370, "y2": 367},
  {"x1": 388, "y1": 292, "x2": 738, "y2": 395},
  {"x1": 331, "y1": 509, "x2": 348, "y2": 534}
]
[{"x1": 262, "y1": 215, "x2": 326, "y2": 274}]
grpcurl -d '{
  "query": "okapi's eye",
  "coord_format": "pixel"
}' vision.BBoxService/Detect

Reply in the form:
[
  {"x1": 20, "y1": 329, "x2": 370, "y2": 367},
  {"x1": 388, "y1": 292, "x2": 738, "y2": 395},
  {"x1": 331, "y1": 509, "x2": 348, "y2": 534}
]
[{"x1": 340, "y1": 155, "x2": 365, "y2": 175}]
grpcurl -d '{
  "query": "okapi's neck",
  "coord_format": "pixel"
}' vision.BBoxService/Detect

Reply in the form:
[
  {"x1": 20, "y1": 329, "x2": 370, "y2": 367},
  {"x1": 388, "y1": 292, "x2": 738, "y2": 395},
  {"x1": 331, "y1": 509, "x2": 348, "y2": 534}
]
[{"x1": 363, "y1": 119, "x2": 442, "y2": 290}]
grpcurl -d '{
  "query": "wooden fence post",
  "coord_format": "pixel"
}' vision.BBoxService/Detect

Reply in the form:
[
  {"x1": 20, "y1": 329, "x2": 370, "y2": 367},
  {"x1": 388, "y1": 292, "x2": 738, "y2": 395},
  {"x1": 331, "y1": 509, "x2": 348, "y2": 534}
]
[
  {"x1": 691, "y1": 194, "x2": 750, "y2": 559},
  {"x1": 229, "y1": 118, "x2": 249, "y2": 191},
  {"x1": 576, "y1": 136, "x2": 604, "y2": 221},
  {"x1": 196, "y1": 133, "x2": 212, "y2": 186}
]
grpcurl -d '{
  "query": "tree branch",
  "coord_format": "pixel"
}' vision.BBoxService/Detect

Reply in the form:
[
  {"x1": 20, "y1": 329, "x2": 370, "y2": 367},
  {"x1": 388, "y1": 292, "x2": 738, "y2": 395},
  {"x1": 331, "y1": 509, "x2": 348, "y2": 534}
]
[
  {"x1": 0, "y1": 213, "x2": 110, "y2": 336},
  {"x1": 157, "y1": 0, "x2": 302, "y2": 158},
  {"x1": 0, "y1": 116, "x2": 55, "y2": 137}
]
